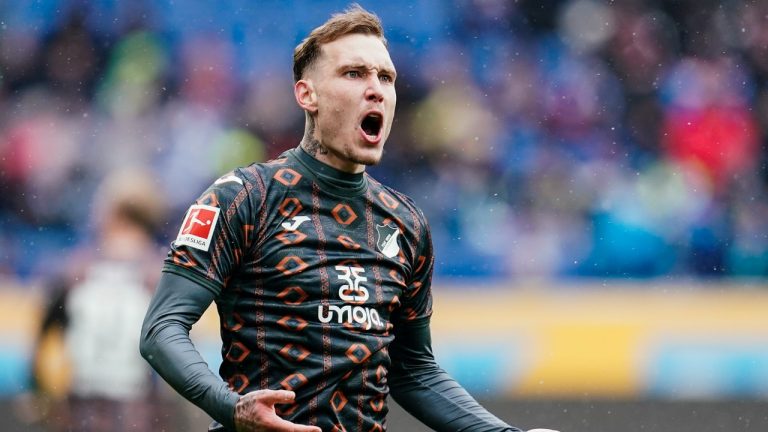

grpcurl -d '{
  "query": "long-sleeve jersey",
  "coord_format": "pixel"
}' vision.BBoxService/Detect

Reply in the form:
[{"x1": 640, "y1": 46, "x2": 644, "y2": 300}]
[{"x1": 141, "y1": 147, "x2": 520, "y2": 431}]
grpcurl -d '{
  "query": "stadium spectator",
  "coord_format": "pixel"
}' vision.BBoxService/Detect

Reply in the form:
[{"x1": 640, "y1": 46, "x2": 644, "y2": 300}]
[{"x1": 3, "y1": 0, "x2": 768, "y2": 281}]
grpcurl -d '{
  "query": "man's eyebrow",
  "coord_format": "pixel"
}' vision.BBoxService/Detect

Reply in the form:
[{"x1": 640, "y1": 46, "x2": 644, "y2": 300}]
[
  {"x1": 338, "y1": 63, "x2": 397, "y2": 78},
  {"x1": 379, "y1": 66, "x2": 397, "y2": 77},
  {"x1": 337, "y1": 63, "x2": 367, "y2": 70}
]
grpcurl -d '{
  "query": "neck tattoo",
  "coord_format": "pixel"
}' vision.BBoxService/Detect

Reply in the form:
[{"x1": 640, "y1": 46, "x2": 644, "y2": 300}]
[{"x1": 300, "y1": 121, "x2": 328, "y2": 158}]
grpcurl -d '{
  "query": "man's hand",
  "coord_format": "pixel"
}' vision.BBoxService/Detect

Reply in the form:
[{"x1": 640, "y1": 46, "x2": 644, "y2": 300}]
[{"x1": 234, "y1": 389, "x2": 321, "y2": 432}]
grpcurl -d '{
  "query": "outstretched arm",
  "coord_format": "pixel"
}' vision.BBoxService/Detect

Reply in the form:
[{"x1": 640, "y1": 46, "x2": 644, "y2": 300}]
[
  {"x1": 393, "y1": 204, "x2": 556, "y2": 431},
  {"x1": 388, "y1": 316, "x2": 522, "y2": 432},
  {"x1": 139, "y1": 272, "x2": 240, "y2": 429},
  {"x1": 139, "y1": 272, "x2": 321, "y2": 432},
  {"x1": 389, "y1": 317, "x2": 558, "y2": 432}
]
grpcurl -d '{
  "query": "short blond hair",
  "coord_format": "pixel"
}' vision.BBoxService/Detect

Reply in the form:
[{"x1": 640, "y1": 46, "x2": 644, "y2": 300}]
[{"x1": 293, "y1": 4, "x2": 386, "y2": 82}]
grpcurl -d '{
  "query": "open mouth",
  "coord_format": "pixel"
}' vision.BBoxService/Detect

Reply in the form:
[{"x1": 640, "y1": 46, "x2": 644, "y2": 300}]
[{"x1": 361, "y1": 113, "x2": 383, "y2": 140}]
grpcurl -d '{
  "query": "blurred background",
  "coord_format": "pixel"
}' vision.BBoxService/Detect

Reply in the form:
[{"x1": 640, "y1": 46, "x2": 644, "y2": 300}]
[{"x1": 1, "y1": 0, "x2": 768, "y2": 430}]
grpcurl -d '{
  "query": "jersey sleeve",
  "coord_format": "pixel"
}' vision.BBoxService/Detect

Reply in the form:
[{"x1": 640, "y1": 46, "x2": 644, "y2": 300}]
[
  {"x1": 396, "y1": 205, "x2": 434, "y2": 323},
  {"x1": 388, "y1": 317, "x2": 522, "y2": 432},
  {"x1": 163, "y1": 170, "x2": 258, "y2": 295}
]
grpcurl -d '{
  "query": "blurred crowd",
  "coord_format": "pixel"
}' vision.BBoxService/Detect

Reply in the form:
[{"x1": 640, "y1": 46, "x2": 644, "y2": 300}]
[{"x1": 3, "y1": 0, "x2": 768, "y2": 282}]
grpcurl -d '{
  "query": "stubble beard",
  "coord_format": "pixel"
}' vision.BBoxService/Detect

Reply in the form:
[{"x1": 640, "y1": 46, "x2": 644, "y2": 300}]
[
  {"x1": 302, "y1": 137, "x2": 380, "y2": 167},
  {"x1": 300, "y1": 118, "x2": 382, "y2": 168}
]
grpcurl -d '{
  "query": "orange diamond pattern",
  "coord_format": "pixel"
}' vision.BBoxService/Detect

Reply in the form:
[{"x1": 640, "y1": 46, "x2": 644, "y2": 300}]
[
  {"x1": 280, "y1": 373, "x2": 308, "y2": 391},
  {"x1": 278, "y1": 197, "x2": 303, "y2": 218},
  {"x1": 228, "y1": 374, "x2": 249, "y2": 393},
  {"x1": 370, "y1": 395, "x2": 385, "y2": 412},
  {"x1": 331, "y1": 390, "x2": 348, "y2": 412},
  {"x1": 378, "y1": 192, "x2": 399, "y2": 209},
  {"x1": 337, "y1": 235, "x2": 361, "y2": 250},
  {"x1": 274, "y1": 168, "x2": 302, "y2": 186},
  {"x1": 279, "y1": 343, "x2": 311, "y2": 362},
  {"x1": 225, "y1": 341, "x2": 250, "y2": 363},
  {"x1": 332, "y1": 203, "x2": 357, "y2": 225},
  {"x1": 276, "y1": 230, "x2": 307, "y2": 245},
  {"x1": 276, "y1": 256, "x2": 309, "y2": 276},
  {"x1": 388, "y1": 295, "x2": 400, "y2": 312},
  {"x1": 276, "y1": 286, "x2": 309, "y2": 305},
  {"x1": 389, "y1": 269, "x2": 405, "y2": 286},
  {"x1": 223, "y1": 312, "x2": 244, "y2": 331},
  {"x1": 346, "y1": 343, "x2": 372, "y2": 364},
  {"x1": 277, "y1": 315, "x2": 308, "y2": 332}
]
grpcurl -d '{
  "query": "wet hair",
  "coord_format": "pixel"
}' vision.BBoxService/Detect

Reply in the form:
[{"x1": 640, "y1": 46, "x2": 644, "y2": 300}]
[{"x1": 293, "y1": 4, "x2": 386, "y2": 82}]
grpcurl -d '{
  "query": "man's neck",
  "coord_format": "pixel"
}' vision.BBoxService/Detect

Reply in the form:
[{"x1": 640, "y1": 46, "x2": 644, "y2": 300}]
[
  {"x1": 299, "y1": 135, "x2": 365, "y2": 174},
  {"x1": 292, "y1": 146, "x2": 367, "y2": 197},
  {"x1": 300, "y1": 134, "x2": 329, "y2": 160}
]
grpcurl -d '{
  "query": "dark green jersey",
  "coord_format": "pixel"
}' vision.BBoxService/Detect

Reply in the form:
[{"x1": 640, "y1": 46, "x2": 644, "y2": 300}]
[{"x1": 163, "y1": 147, "x2": 433, "y2": 431}]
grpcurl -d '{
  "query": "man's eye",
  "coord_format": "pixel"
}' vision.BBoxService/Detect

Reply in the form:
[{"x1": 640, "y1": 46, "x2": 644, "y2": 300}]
[
  {"x1": 346, "y1": 70, "x2": 361, "y2": 78},
  {"x1": 379, "y1": 74, "x2": 393, "y2": 83}
]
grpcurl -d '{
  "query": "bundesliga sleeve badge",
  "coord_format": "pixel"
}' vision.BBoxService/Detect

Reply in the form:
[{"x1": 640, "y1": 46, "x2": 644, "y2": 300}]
[{"x1": 175, "y1": 204, "x2": 221, "y2": 251}]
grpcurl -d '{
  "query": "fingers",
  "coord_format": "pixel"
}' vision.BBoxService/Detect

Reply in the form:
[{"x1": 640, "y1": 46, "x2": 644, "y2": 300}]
[
  {"x1": 291, "y1": 424, "x2": 322, "y2": 432},
  {"x1": 235, "y1": 389, "x2": 321, "y2": 432},
  {"x1": 247, "y1": 389, "x2": 297, "y2": 405}
]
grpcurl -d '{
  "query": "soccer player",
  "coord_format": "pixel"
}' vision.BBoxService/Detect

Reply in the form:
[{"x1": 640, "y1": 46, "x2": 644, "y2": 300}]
[
  {"x1": 140, "y1": 5, "x2": 558, "y2": 432},
  {"x1": 33, "y1": 169, "x2": 171, "y2": 432}
]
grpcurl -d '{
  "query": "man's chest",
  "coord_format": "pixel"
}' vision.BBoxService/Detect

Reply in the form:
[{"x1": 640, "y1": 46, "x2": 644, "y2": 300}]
[{"x1": 233, "y1": 188, "x2": 413, "y2": 330}]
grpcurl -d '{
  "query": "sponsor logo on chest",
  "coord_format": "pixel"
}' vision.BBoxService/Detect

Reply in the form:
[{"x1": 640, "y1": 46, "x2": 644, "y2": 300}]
[{"x1": 318, "y1": 265, "x2": 383, "y2": 331}]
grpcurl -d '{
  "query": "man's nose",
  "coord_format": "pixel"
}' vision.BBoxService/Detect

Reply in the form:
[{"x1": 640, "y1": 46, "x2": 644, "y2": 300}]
[{"x1": 365, "y1": 77, "x2": 384, "y2": 103}]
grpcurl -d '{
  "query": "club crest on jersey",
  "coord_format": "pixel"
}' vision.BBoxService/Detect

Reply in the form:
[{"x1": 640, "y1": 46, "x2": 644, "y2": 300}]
[
  {"x1": 175, "y1": 204, "x2": 220, "y2": 251},
  {"x1": 376, "y1": 223, "x2": 401, "y2": 258}
]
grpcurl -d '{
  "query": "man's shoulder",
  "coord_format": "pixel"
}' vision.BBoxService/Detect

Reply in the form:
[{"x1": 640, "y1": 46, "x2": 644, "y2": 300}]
[
  {"x1": 195, "y1": 155, "x2": 298, "y2": 210},
  {"x1": 235, "y1": 156, "x2": 283, "y2": 178},
  {"x1": 227, "y1": 150, "x2": 302, "y2": 190},
  {"x1": 365, "y1": 174, "x2": 426, "y2": 220}
]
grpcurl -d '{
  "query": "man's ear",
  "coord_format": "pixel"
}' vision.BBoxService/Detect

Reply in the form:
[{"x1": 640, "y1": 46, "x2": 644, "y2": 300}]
[{"x1": 294, "y1": 79, "x2": 318, "y2": 113}]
